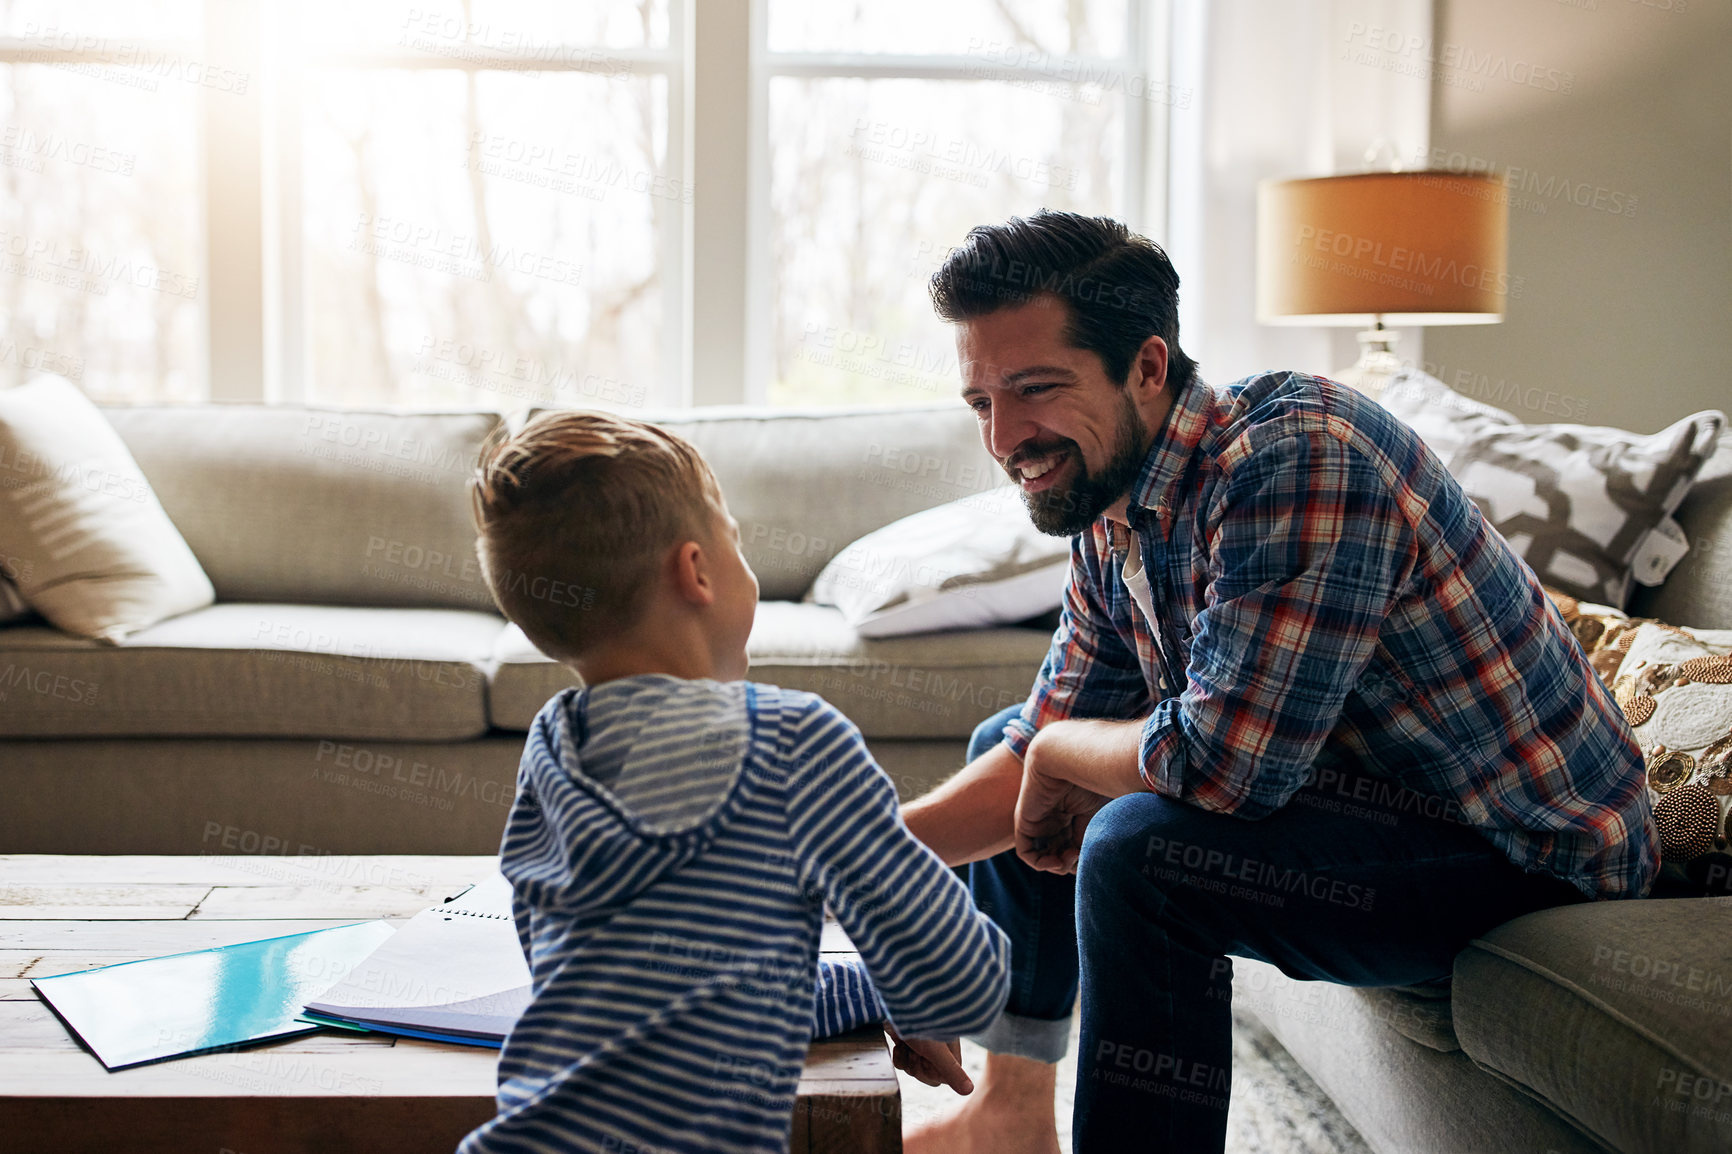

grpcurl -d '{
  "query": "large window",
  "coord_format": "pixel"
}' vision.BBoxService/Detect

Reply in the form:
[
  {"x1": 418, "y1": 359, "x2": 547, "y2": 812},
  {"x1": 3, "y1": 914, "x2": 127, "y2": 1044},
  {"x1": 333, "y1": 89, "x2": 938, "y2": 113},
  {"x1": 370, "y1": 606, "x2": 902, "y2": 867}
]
[
  {"x1": 287, "y1": 1, "x2": 681, "y2": 409},
  {"x1": 763, "y1": 0, "x2": 1167, "y2": 406},
  {"x1": 0, "y1": 0, "x2": 1171, "y2": 410},
  {"x1": 0, "y1": 0, "x2": 205, "y2": 403}
]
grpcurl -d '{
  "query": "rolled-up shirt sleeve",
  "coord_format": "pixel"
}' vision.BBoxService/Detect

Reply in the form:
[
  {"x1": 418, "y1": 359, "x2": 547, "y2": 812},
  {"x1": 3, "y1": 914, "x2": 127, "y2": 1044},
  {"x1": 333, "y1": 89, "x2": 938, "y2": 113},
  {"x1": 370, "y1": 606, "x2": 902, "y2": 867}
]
[
  {"x1": 1003, "y1": 532, "x2": 1154, "y2": 760},
  {"x1": 1138, "y1": 428, "x2": 1416, "y2": 818}
]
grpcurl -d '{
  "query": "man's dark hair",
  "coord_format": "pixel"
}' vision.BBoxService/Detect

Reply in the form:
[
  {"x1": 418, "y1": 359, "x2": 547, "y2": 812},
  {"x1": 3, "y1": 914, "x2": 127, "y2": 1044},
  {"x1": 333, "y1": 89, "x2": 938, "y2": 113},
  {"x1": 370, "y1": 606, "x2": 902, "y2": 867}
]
[{"x1": 929, "y1": 210, "x2": 1198, "y2": 394}]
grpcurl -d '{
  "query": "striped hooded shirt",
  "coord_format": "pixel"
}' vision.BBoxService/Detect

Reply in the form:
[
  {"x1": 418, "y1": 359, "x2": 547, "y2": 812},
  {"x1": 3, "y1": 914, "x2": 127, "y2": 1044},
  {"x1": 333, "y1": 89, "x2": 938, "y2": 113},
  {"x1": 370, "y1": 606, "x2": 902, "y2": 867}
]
[
  {"x1": 1003, "y1": 371, "x2": 1658, "y2": 899},
  {"x1": 459, "y1": 675, "x2": 1010, "y2": 1154}
]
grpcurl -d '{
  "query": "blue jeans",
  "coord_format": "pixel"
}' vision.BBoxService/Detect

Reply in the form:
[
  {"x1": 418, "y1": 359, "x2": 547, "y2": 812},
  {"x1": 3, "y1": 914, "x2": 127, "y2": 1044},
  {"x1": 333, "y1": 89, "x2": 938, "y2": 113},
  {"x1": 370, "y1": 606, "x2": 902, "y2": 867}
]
[{"x1": 958, "y1": 704, "x2": 1587, "y2": 1153}]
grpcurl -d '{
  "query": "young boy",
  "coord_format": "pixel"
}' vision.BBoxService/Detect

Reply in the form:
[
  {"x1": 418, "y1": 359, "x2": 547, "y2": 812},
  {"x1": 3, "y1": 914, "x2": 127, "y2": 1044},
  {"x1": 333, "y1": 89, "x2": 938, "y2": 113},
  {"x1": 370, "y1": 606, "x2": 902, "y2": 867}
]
[{"x1": 459, "y1": 411, "x2": 1010, "y2": 1154}]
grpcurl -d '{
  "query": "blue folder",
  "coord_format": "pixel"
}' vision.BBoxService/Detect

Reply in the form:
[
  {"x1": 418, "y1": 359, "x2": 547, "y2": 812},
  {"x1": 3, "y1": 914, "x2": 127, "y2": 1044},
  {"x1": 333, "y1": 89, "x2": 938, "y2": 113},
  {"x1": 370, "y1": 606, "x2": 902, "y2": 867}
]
[{"x1": 31, "y1": 920, "x2": 396, "y2": 1071}]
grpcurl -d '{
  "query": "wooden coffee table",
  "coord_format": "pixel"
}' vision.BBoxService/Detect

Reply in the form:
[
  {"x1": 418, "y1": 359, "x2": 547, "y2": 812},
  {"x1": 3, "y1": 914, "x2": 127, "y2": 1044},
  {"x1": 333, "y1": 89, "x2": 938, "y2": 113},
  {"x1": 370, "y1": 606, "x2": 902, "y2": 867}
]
[{"x1": 0, "y1": 855, "x2": 900, "y2": 1153}]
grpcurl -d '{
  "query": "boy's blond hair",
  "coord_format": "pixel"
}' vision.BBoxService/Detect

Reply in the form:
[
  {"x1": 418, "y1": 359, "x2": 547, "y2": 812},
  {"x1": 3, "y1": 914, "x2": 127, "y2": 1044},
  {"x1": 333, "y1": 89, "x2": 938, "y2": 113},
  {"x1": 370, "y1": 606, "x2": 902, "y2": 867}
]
[{"x1": 471, "y1": 410, "x2": 726, "y2": 661}]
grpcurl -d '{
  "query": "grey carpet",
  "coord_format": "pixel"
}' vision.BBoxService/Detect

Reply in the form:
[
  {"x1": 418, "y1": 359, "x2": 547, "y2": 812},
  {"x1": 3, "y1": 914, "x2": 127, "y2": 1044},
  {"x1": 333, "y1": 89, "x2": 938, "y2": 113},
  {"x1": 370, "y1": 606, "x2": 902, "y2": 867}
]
[{"x1": 896, "y1": 1008, "x2": 1373, "y2": 1153}]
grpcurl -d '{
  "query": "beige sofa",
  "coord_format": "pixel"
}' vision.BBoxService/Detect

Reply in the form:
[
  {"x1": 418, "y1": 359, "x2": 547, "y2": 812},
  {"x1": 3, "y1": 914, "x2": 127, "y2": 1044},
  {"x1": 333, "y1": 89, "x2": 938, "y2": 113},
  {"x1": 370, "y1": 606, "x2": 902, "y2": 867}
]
[
  {"x1": 1236, "y1": 435, "x2": 1732, "y2": 1154},
  {"x1": 0, "y1": 401, "x2": 1051, "y2": 855},
  {"x1": 7, "y1": 391, "x2": 1728, "y2": 1154}
]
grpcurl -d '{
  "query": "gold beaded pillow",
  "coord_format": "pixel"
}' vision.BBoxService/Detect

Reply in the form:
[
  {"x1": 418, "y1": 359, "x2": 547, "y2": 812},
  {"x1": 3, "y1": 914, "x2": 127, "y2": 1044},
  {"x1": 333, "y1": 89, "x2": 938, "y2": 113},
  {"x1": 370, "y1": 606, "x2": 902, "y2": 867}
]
[
  {"x1": 1543, "y1": 589, "x2": 1644, "y2": 684},
  {"x1": 1544, "y1": 588, "x2": 1732, "y2": 885},
  {"x1": 1608, "y1": 624, "x2": 1732, "y2": 862}
]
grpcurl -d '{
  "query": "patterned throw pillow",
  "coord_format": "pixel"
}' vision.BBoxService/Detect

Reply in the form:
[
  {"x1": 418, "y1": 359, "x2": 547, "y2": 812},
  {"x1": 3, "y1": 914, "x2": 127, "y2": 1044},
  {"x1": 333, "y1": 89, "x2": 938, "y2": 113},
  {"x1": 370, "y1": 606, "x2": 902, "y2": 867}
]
[
  {"x1": 1384, "y1": 369, "x2": 1723, "y2": 608},
  {"x1": 1545, "y1": 588, "x2": 1732, "y2": 892}
]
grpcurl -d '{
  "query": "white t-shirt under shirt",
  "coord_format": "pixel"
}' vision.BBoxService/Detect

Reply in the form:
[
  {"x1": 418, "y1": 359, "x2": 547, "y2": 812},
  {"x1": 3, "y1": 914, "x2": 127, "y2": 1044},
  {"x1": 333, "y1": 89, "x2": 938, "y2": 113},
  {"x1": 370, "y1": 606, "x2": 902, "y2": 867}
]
[{"x1": 1120, "y1": 529, "x2": 1173, "y2": 698}]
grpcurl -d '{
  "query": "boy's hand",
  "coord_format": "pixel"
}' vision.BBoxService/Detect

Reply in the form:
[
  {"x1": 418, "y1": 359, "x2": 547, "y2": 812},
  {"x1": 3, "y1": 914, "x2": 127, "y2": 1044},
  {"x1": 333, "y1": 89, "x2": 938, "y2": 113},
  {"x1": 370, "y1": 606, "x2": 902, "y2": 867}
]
[{"x1": 884, "y1": 1025, "x2": 972, "y2": 1095}]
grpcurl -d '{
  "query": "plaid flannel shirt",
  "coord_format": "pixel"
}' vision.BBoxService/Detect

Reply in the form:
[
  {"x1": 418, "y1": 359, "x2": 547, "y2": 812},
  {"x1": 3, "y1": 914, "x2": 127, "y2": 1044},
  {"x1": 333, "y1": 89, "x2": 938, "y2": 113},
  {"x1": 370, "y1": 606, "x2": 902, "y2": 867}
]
[{"x1": 1002, "y1": 371, "x2": 1658, "y2": 899}]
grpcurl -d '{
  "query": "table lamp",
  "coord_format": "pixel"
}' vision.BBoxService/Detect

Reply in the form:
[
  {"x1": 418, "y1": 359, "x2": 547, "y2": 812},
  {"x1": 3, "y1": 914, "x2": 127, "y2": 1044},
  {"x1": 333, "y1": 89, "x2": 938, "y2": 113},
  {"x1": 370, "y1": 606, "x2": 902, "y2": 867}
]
[{"x1": 1256, "y1": 171, "x2": 1510, "y2": 401}]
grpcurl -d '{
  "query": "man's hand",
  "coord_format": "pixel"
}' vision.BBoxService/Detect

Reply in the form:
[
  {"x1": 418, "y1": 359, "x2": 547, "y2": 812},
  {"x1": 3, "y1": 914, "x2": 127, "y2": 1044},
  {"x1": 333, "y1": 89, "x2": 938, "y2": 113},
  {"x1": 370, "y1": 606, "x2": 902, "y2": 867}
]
[
  {"x1": 1015, "y1": 750, "x2": 1110, "y2": 875},
  {"x1": 1014, "y1": 718, "x2": 1147, "y2": 875},
  {"x1": 884, "y1": 1025, "x2": 973, "y2": 1094}
]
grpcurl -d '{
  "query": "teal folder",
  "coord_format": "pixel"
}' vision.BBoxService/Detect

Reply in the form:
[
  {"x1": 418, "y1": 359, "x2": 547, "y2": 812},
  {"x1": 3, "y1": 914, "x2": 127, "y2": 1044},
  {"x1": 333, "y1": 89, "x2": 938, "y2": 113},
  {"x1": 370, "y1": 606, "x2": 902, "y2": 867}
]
[{"x1": 30, "y1": 920, "x2": 396, "y2": 1071}]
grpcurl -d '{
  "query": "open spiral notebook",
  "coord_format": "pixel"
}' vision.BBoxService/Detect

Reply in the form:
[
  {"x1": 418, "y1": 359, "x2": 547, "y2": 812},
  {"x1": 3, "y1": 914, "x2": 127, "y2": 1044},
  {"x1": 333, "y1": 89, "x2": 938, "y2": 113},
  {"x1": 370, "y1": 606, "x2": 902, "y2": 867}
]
[{"x1": 300, "y1": 872, "x2": 532, "y2": 1048}]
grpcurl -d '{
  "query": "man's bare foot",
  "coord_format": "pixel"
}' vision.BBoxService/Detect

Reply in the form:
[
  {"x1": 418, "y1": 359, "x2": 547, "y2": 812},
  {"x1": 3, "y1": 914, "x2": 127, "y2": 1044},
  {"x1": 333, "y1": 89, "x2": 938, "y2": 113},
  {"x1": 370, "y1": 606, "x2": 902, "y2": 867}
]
[{"x1": 904, "y1": 1051, "x2": 1063, "y2": 1154}]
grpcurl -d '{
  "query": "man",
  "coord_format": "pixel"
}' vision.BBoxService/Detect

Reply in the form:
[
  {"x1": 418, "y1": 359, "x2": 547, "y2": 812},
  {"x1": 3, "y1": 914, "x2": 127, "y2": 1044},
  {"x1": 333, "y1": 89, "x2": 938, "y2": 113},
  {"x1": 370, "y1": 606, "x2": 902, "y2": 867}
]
[{"x1": 891, "y1": 211, "x2": 1656, "y2": 1153}]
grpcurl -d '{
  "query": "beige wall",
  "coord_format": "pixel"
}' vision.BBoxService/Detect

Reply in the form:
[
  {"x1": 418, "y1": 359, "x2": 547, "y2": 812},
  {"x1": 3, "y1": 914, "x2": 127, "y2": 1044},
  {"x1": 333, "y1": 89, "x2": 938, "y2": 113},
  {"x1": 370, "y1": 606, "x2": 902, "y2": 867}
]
[{"x1": 1424, "y1": 0, "x2": 1730, "y2": 433}]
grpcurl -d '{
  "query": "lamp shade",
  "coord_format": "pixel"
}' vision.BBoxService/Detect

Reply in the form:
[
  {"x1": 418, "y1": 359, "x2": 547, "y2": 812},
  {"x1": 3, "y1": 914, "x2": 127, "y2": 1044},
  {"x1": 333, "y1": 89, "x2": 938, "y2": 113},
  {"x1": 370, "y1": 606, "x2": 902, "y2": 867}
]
[{"x1": 1257, "y1": 172, "x2": 1510, "y2": 326}]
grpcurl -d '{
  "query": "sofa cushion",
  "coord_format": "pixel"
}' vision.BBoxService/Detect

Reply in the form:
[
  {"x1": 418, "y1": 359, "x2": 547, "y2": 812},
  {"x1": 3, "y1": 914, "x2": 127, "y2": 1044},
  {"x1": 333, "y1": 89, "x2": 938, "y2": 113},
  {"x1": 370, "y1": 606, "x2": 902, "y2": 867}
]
[
  {"x1": 0, "y1": 604, "x2": 503, "y2": 741},
  {"x1": 1454, "y1": 897, "x2": 1732, "y2": 1154},
  {"x1": 101, "y1": 404, "x2": 502, "y2": 610},
  {"x1": 1354, "y1": 985, "x2": 1459, "y2": 1053},
  {"x1": 1237, "y1": 958, "x2": 1604, "y2": 1154},
  {"x1": 1629, "y1": 435, "x2": 1732, "y2": 631},
  {"x1": 533, "y1": 403, "x2": 1001, "y2": 601},
  {"x1": 487, "y1": 600, "x2": 1052, "y2": 738},
  {"x1": 0, "y1": 735, "x2": 524, "y2": 855}
]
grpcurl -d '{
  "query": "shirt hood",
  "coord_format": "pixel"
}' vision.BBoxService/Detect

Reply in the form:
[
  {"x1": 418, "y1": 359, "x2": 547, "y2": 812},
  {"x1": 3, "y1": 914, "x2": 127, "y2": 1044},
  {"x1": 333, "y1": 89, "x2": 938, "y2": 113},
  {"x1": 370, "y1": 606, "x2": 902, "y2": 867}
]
[{"x1": 506, "y1": 676, "x2": 753, "y2": 915}]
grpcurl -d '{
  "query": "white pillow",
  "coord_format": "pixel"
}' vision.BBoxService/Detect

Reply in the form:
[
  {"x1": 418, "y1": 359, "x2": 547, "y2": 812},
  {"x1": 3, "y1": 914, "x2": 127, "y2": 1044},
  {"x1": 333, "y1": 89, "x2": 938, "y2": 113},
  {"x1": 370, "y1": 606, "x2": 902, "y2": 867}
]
[
  {"x1": 0, "y1": 376, "x2": 214, "y2": 642},
  {"x1": 807, "y1": 485, "x2": 1071, "y2": 639},
  {"x1": 0, "y1": 576, "x2": 31, "y2": 625}
]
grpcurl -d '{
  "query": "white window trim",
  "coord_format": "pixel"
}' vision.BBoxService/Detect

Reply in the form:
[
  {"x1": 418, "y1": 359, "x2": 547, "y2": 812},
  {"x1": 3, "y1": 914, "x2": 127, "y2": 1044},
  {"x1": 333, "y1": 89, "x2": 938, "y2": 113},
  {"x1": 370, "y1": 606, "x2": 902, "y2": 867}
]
[
  {"x1": 2, "y1": 1, "x2": 1175, "y2": 409},
  {"x1": 739, "y1": 0, "x2": 1174, "y2": 404}
]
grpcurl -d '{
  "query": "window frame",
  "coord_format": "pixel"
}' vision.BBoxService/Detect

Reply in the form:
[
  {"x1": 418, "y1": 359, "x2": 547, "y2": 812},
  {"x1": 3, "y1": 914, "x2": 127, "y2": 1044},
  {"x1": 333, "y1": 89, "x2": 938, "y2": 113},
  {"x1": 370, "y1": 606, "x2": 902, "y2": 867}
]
[
  {"x1": 743, "y1": 0, "x2": 1173, "y2": 405},
  {"x1": 0, "y1": 0, "x2": 1173, "y2": 409},
  {"x1": 260, "y1": 1, "x2": 689, "y2": 406}
]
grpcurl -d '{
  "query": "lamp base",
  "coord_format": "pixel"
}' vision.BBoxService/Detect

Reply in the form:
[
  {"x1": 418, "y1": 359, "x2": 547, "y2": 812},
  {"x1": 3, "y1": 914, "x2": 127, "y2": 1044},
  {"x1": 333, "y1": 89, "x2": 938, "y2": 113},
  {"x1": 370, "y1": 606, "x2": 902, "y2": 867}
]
[{"x1": 1332, "y1": 326, "x2": 1403, "y2": 403}]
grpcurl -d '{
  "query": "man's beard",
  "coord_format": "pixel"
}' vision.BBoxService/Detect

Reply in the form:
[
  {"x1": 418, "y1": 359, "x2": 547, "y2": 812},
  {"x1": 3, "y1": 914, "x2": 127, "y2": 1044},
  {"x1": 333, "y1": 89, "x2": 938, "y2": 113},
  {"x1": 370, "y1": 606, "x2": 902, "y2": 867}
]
[{"x1": 1011, "y1": 390, "x2": 1148, "y2": 536}]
